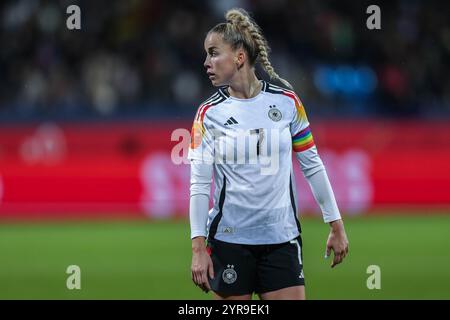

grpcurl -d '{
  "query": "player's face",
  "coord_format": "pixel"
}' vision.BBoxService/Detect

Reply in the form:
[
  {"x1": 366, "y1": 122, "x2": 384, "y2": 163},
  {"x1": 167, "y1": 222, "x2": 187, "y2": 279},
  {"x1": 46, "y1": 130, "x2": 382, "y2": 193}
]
[{"x1": 204, "y1": 32, "x2": 239, "y2": 87}]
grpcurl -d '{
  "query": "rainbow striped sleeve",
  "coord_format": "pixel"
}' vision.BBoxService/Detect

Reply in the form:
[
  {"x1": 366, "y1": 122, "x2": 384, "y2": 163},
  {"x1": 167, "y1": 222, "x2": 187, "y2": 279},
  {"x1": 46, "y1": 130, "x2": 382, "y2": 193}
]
[
  {"x1": 190, "y1": 104, "x2": 212, "y2": 149},
  {"x1": 292, "y1": 127, "x2": 315, "y2": 152}
]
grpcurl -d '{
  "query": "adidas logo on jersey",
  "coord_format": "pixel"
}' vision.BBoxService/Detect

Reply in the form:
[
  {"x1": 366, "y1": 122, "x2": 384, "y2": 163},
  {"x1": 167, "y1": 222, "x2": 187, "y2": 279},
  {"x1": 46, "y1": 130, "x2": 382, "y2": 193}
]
[{"x1": 224, "y1": 117, "x2": 238, "y2": 126}]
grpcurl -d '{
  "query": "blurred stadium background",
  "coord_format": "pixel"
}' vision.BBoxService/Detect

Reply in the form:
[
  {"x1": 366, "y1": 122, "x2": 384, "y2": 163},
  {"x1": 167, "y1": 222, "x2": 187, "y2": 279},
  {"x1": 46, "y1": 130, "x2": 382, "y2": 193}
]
[{"x1": 0, "y1": 0, "x2": 449, "y2": 299}]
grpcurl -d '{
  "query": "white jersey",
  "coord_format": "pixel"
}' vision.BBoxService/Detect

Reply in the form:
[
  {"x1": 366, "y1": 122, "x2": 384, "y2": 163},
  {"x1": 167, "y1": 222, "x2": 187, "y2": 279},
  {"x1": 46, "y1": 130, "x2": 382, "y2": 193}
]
[{"x1": 188, "y1": 81, "x2": 321, "y2": 245}]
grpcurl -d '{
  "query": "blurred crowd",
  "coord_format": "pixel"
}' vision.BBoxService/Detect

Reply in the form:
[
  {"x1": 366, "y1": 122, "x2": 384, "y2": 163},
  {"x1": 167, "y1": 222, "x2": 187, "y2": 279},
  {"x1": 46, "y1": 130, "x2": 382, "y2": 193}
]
[{"x1": 0, "y1": 0, "x2": 449, "y2": 120}]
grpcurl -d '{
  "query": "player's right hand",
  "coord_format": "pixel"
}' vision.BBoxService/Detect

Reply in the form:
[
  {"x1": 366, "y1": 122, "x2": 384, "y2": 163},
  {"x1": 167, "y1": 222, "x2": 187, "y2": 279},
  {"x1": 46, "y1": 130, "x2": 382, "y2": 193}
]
[{"x1": 191, "y1": 247, "x2": 214, "y2": 293}]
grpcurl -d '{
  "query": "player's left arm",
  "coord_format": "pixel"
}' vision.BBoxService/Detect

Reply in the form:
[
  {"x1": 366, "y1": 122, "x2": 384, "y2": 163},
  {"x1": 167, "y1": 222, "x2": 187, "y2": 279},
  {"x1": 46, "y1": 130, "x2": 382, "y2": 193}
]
[{"x1": 289, "y1": 92, "x2": 349, "y2": 268}]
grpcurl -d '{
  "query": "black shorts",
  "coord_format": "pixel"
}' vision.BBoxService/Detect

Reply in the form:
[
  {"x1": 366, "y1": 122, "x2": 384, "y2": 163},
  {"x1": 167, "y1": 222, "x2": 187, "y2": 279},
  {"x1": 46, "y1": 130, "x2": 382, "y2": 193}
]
[{"x1": 206, "y1": 236, "x2": 305, "y2": 296}]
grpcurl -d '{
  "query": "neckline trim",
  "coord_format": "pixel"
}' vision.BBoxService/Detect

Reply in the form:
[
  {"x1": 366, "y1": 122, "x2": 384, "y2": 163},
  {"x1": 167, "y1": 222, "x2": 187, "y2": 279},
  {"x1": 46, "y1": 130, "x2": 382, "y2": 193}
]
[{"x1": 219, "y1": 80, "x2": 267, "y2": 102}]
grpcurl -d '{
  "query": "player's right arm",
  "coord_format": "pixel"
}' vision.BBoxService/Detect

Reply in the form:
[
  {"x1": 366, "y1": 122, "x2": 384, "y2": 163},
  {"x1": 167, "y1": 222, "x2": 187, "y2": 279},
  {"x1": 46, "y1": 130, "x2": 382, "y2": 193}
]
[
  {"x1": 188, "y1": 104, "x2": 215, "y2": 292},
  {"x1": 189, "y1": 162, "x2": 214, "y2": 293}
]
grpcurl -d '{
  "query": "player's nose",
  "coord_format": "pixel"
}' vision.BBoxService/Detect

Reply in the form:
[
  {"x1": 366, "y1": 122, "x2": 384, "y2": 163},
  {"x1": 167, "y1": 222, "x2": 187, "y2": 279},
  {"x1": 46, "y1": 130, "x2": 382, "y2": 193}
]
[{"x1": 204, "y1": 56, "x2": 211, "y2": 69}]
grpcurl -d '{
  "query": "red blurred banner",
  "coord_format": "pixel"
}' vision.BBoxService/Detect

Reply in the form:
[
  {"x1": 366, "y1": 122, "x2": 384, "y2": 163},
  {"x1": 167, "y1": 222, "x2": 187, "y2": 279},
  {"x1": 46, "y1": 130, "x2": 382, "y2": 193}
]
[{"x1": 0, "y1": 120, "x2": 449, "y2": 220}]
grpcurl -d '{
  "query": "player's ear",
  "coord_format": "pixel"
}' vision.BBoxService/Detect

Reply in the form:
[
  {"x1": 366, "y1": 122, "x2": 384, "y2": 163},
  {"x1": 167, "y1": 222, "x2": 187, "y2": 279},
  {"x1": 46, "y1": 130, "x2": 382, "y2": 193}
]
[{"x1": 235, "y1": 49, "x2": 246, "y2": 70}]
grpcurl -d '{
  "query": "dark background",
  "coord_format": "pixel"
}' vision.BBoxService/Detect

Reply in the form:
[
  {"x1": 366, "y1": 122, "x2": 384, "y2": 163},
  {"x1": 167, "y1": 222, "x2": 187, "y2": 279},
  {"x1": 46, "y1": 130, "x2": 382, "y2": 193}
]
[{"x1": 1, "y1": 0, "x2": 448, "y2": 121}]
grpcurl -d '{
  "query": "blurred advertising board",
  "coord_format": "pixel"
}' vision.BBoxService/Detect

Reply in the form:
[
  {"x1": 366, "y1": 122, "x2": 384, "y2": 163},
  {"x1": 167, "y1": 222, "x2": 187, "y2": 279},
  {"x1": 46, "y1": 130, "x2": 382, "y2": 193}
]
[{"x1": 0, "y1": 120, "x2": 449, "y2": 219}]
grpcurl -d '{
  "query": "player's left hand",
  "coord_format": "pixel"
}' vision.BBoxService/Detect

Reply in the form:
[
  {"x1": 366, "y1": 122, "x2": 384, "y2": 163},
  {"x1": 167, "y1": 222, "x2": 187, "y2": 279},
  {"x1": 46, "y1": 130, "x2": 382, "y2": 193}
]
[{"x1": 325, "y1": 219, "x2": 349, "y2": 268}]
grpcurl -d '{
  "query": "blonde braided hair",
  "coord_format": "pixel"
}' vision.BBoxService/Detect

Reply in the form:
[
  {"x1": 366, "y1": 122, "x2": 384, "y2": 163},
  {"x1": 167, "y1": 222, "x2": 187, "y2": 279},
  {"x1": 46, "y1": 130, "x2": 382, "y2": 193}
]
[{"x1": 209, "y1": 8, "x2": 293, "y2": 89}]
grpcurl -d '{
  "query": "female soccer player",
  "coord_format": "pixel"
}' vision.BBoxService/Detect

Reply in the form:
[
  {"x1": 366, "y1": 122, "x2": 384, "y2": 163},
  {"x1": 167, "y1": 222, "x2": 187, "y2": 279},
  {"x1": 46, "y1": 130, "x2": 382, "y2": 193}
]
[{"x1": 188, "y1": 8, "x2": 349, "y2": 300}]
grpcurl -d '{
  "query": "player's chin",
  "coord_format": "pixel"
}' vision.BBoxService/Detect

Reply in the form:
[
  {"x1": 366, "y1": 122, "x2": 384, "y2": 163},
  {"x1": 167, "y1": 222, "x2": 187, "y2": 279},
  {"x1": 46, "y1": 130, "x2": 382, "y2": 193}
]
[{"x1": 210, "y1": 78, "x2": 224, "y2": 87}]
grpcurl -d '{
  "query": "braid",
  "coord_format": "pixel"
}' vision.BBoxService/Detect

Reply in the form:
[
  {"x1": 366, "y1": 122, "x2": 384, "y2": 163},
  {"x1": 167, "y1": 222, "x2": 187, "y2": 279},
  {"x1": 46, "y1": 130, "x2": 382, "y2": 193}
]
[{"x1": 225, "y1": 8, "x2": 293, "y2": 89}]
